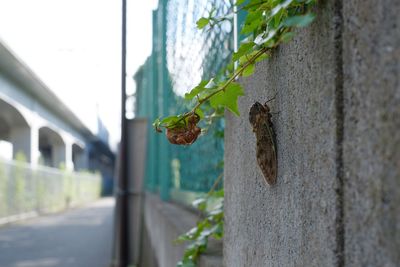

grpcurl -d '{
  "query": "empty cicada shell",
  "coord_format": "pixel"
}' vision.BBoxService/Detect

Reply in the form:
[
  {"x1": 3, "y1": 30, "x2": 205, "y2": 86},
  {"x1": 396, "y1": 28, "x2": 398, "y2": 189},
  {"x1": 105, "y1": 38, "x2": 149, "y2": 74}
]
[{"x1": 166, "y1": 114, "x2": 201, "y2": 145}]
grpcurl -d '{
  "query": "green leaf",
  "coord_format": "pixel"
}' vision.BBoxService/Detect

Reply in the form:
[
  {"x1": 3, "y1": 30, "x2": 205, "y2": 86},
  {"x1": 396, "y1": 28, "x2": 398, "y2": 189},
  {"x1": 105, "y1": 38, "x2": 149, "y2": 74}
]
[
  {"x1": 235, "y1": 0, "x2": 246, "y2": 6},
  {"x1": 282, "y1": 13, "x2": 315, "y2": 28},
  {"x1": 240, "y1": 49, "x2": 269, "y2": 65},
  {"x1": 212, "y1": 189, "x2": 224, "y2": 198},
  {"x1": 196, "y1": 17, "x2": 210, "y2": 29},
  {"x1": 245, "y1": 9, "x2": 263, "y2": 24},
  {"x1": 210, "y1": 82, "x2": 244, "y2": 116},
  {"x1": 209, "y1": 223, "x2": 223, "y2": 239},
  {"x1": 185, "y1": 80, "x2": 210, "y2": 100},
  {"x1": 241, "y1": 10, "x2": 263, "y2": 34},
  {"x1": 254, "y1": 29, "x2": 278, "y2": 46},
  {"x1": 160, "y1": 115, "x2": 180, "y2": 125},
  {"x1": 159, "y1": 115, "x2": 187, "y2": 129},
  {"x1": 241, "y1": 21, "x2": 260, "y2": 35},
  {"x1": 152, "y1": 118, "x2": 161, "y2": 131},
  {"x1": 195, "y1": 108, "x2": 205, "y2": 120},
  {"x1": 195, "y1": 237, "x2": 208, "y2": 247},
  {"x1": 242, "y1": 64, "x2": 255, "y2": 77},
  {"x1": 255, "y1": 52, "x2": 269, "y2": 63},
  {"x1": 232, "y1": 42, "x2": 255, "y2": 62},
  {"x1": 272, "y1": 7, "x2": 285, "y2": 28},
  {"x1": 269, "y1": 0, "x2": 294, "y2": 18},
  {"x1": 192, "y1": 198, "x2": 207, "y2": 211}
]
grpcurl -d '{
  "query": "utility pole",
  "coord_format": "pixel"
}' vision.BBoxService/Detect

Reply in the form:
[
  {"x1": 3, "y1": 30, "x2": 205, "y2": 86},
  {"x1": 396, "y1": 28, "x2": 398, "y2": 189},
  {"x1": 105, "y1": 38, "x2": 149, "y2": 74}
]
[{"x1": 112, "y1": 0, "x2": 129, "y2": 266}]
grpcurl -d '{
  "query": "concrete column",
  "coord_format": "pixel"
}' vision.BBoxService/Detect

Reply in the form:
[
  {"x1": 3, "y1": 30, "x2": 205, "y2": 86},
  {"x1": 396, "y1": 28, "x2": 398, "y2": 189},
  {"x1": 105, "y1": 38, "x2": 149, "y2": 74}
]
[
  {"x1": 10, "y1": 126, "x2": 31, "y2": 162},
  {"x1": 52, "y1": 144, "x2": 66, "y2": 169},
  {"x1": 224, "y1": 1, "x2": 399, "y2": 266},
  {"x1": 343, "y1": 1, "x2": 400, "y2": 266},
  {"x1": 80, "y1": 149, "x2": 90, "y2": 170},
  {"x1": 72, "y1": 144, "x2": 86, "y2": 171},
  {"x1": 64, "y1": 141, "x2": 73, "y2": 171},
  {"x1": 30, "y1": 124, "x2": 40, "y2": 166}
]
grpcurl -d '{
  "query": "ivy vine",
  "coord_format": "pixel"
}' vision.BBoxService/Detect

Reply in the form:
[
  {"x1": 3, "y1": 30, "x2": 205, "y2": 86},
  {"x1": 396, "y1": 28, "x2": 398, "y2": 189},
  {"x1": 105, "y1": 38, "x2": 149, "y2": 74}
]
[
  {"x1": 175, "y1": 174, "x2": 224, "y2": 267},
  {"x1": 153, "y1": 0, "x2": 316, "y2": 140}
]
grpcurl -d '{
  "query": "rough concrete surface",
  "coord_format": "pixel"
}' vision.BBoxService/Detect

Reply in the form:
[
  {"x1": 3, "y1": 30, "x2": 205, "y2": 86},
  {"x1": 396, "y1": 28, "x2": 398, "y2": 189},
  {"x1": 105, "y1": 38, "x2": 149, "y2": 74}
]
[
  {"x1": 224, "y1": 2, "x2": 343, "y2": 266},
  {"x1": 342, "y1": 1, "x2": 400, "y2": 266},
  {"x1": 224, "y1": 0, "x2": 400, "y2": 266}
]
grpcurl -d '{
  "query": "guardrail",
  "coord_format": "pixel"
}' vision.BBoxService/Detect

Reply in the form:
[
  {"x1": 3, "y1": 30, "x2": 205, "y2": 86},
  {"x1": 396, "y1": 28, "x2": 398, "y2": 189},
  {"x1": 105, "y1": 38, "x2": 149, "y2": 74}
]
[{"x1": 0, "y1": 158, "x2": 101, "y2": 224}]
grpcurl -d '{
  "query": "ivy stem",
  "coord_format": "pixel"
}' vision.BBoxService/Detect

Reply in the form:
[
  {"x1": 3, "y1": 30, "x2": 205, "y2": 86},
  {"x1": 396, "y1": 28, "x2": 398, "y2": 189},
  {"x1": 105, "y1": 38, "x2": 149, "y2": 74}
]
[
  {"x1": 207, "y1": 173, "x2": 223, "y2": 198},
  {"x1": 195, "y1": 47, "x2": 268, "y2": 108},
  {"x1": 166, "y1": 46, "x2": 269, "y2": 128}
]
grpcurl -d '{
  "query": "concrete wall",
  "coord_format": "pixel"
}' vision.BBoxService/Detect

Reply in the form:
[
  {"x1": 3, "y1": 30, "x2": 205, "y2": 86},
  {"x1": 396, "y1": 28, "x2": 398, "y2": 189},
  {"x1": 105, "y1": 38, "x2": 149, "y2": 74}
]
[
  {"x1": 224, "y1": 1, "x2": 399, "y2": 266},
  {"x1": 342, "y1": 1, "x2": 400, "y2": 266},
  {"x1": 143, "y1": 194, "x2": 196, "y2": 267},
  {"x1": 142, "y1": 194, "x2": 223, "y2": 267}
]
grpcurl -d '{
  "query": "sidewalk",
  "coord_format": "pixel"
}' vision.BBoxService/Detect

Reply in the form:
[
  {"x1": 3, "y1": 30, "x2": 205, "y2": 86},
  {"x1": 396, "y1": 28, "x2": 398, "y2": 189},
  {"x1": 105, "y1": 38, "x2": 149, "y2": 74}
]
[{"x1": 0, "y1": 197, "x2": 115, "y2": 267}]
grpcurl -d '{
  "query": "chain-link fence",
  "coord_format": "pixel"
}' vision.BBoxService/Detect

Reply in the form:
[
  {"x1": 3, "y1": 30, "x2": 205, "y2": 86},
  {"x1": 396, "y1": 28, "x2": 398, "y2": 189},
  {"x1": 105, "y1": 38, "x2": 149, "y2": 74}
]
[
  {"x1": 134, "y1": 0, "x2": 233, "y2": 203},
  {"x1": 166, "y1": 0, "x2": 233, "y2": 96},
  {"x1": 0, "y1": 158, "x2": 101, "y2": 223}
]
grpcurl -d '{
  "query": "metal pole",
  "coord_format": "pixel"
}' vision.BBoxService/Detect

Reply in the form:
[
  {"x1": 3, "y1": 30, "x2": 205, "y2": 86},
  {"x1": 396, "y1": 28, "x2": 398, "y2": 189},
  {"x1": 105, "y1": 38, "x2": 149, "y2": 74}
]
[{"x1": 113, "y1": 0, "x2": 129, "y2": 266}]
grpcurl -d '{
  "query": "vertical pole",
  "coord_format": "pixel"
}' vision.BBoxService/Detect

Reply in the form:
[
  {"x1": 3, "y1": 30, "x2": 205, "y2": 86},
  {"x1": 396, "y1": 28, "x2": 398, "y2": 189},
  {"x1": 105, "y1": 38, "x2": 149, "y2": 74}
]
[
  {"x1": 113, "y1": 0, "x2": 129, "y2": 266},
  {"x1": 159, "y1": 0, "x2": 171, "y2": 201}
]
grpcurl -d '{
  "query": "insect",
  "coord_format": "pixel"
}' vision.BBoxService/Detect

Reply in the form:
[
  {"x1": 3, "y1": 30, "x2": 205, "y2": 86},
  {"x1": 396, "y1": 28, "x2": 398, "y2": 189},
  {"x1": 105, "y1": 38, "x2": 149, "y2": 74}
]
[
  {"x1": 249, "y1": 99, "x2": 277, "y2": 185},
  {"x1": 166, "y1": 113, "x2": 201, "y2": 145}
]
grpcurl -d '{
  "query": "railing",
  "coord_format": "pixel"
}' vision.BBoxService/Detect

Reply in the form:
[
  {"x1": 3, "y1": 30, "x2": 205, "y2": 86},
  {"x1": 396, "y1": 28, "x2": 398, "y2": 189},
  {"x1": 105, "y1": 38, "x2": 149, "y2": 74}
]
[{"x1": 0, "y1": 158, "x2": 101, "y2": 223}]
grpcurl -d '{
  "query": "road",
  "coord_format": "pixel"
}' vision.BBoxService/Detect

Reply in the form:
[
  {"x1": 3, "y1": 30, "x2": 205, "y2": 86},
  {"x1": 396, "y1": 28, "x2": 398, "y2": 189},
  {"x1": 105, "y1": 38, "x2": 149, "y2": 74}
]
[{"x1": 0, "y1": 198, "x2": 115, "y2": 267}]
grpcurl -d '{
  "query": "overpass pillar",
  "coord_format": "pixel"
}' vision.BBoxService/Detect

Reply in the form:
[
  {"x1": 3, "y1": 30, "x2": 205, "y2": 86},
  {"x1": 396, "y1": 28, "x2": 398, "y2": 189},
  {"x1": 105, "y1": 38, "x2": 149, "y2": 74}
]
[
  {"x1": 53, "y1": 144, "x2": 66, "y2": 169},
  {"x1": 30, "y1": 124, "x2": 40, "y2": 166},
  {"x1": 10, "y1": 126, "x2": 32, "y2": 163},
  {"x1": 64, "y1": 141, "x2": 74, "y2": 171}
]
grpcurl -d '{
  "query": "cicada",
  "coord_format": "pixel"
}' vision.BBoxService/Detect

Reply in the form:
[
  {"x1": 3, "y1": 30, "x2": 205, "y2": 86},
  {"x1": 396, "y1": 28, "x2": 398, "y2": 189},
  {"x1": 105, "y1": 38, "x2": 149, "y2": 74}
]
[{"x1": 249, "y1": 101, "x2": 277, "y2": 185}]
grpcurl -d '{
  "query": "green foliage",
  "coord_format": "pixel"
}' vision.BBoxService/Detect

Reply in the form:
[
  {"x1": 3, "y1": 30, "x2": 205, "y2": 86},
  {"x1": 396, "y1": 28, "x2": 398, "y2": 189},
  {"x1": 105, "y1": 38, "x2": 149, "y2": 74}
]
[
  {"x1": 196, "y1": 17, "x2": 210, "y2": 29},
  {"x1": 154, "y1": 0, "x2": 317, "y2": 134},
  {"x1": 176, "y1": 187, "x2": 224, "y2": 266},
  {"x1": 209, "y1": 82, "x2": 244, "y2": 116},
  {"x1": 15, "y1": 151, "x2": 27, "y2": 163},
  {"x1": 0, "y1": 158, "x2": 101, "y2": 217},
  {"x1": 59, "y1": 162, "x2": 66, "y2": 170}
]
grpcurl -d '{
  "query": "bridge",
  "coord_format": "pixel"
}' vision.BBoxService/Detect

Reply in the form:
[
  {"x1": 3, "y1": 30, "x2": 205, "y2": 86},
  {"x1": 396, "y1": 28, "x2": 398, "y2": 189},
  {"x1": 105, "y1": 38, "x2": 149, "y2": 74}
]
[{"x1": 0, "y1": 40, "x2": 114, "y2": 175}]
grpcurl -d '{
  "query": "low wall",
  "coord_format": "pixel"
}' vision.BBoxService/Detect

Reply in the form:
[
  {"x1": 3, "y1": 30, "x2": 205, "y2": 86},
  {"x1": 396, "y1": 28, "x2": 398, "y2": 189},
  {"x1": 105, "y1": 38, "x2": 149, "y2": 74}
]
[
  {"x1": 142, "y1": 193, "x2": 222, "y2": 267},
  {"x1": 0, "y1": 158, "x2": 102, "y2": 224},
  {"x1": 224, "y1": 0, "x2": 399, "y2": 266}
]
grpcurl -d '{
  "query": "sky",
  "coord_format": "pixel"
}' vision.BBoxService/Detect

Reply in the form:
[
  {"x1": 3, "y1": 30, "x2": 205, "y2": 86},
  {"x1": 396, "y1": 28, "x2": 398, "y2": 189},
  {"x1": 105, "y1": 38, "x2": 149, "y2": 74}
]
[{"x1": 0, "y1": 0, "x2": 157, "y2": 150}]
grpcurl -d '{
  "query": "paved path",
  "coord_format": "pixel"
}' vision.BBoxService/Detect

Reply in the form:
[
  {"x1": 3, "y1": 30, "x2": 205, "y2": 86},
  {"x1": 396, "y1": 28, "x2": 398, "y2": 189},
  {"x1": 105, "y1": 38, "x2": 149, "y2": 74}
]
[{"x1": 0, "y1": 198, "x2": 115, "y2": 267}]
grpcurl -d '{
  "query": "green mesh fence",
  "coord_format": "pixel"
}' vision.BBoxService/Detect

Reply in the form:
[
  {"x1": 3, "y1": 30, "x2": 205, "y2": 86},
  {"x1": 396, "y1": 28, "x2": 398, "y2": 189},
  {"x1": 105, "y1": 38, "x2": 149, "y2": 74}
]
[
  {"x1": 0, "y1": 158, "x2": 101, "y2": 223},
  {"x1": 134, "y1": 0, "x2": 234, "y2": 203}
]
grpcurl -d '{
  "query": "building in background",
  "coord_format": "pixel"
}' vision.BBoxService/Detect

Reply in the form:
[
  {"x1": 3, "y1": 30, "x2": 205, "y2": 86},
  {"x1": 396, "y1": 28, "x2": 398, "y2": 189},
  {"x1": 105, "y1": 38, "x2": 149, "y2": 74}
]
[{"x1": 0, "y1": 40, "x2": 115, "y2": 195}]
